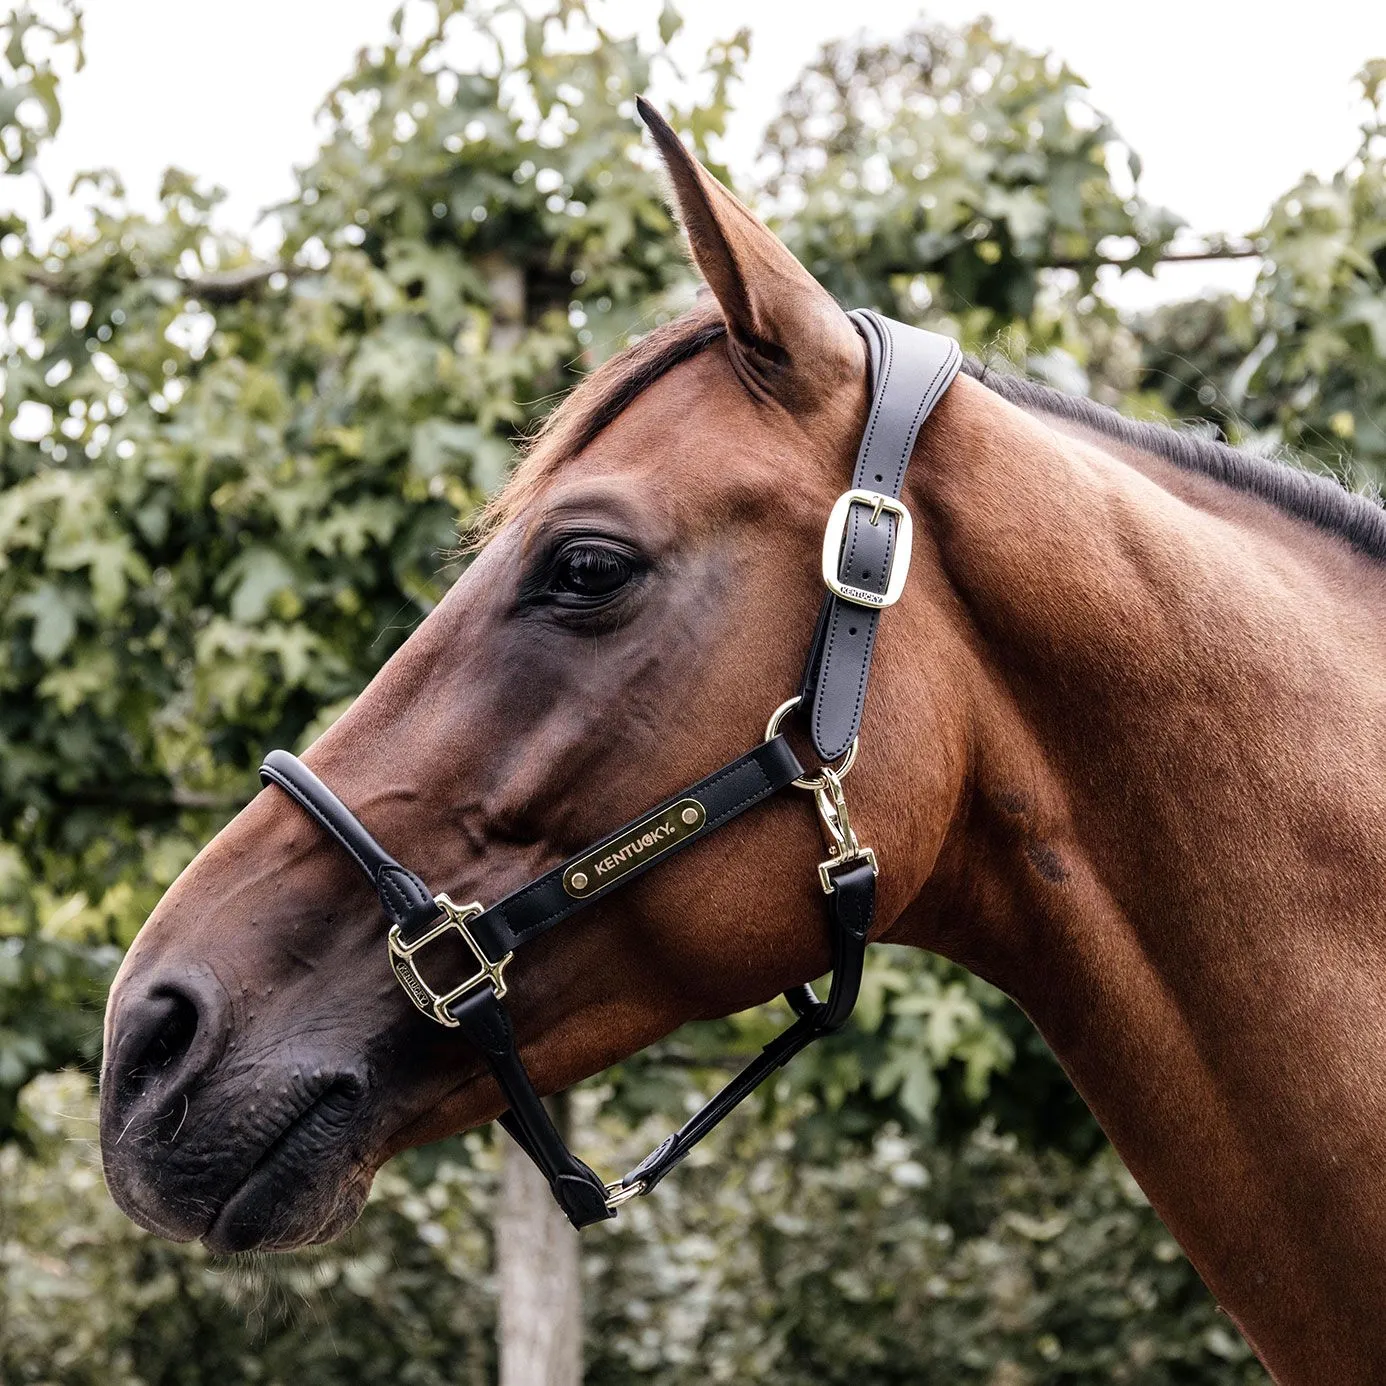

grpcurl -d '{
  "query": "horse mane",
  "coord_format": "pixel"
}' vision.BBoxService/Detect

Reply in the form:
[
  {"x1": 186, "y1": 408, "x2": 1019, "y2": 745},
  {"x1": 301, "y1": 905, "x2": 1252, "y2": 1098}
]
[
  {"x1": 963, "y1": 359, "x2": 1386, "y2": 559},
  {"x1": 479, "y1": 302, "x2": 1386, "y2": 561}
]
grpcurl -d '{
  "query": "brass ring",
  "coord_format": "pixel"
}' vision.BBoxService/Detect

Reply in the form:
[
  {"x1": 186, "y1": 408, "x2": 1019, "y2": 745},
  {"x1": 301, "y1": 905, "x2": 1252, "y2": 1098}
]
[
  {"x1": 763, "y1": 695, "x2": 858, "y2": 790},
  {"x1": 604, "y1": 1178, "x2": 647, "y2": 1209}
]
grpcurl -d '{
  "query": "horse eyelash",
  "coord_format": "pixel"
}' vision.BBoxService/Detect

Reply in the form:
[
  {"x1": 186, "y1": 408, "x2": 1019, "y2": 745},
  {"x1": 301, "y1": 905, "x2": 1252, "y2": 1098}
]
[{"x1": 516, "y1": 536, "x2": 648, "y2": 609}]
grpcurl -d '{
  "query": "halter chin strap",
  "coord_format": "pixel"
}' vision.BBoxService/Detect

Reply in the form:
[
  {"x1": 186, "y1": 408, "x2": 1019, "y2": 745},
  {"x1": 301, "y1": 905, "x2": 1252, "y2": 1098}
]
[{"x1": 258, "y1": 310, "x2": 961, "y2": 1228}]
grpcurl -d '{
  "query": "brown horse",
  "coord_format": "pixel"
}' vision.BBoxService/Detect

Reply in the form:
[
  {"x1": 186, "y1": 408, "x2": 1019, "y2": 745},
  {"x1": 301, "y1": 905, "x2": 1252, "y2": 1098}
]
[{"x1": 100, "y1": 103, "x2": 1386, "y2": 1385}]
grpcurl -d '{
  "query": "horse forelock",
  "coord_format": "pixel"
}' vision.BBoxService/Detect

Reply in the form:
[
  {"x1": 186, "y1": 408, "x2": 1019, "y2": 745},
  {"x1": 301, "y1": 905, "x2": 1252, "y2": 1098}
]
[{"x1": 473, "y1": 298, "x2": 729, "y2": 545}]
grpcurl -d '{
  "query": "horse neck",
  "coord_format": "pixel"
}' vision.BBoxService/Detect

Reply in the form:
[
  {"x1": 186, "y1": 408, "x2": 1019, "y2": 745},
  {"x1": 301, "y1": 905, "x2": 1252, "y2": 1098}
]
[{"x1": 890, "y1": 376, "x2": 1386, "y2": 1385}]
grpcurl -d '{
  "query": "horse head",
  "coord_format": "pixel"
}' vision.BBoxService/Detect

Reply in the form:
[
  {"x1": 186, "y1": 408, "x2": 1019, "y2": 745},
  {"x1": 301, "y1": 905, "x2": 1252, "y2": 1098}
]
[{"x1": 98, "y1": 104, "x2": 971, "y2": 1253}]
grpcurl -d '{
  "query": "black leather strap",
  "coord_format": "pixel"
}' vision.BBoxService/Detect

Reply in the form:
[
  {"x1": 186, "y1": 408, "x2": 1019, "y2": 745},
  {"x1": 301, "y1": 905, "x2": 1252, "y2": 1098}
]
[
  {"x1": 260, "y1": 736, "x2": 803, "y2": 963},
  {"x1": 802, "y1": 310, "x2": 961, "y2": 761},
  {"x1": 609, "y1": 856, "x2": 876, "y2": 1196},
  {"x1": 419, "y1": 735, "x2": 804, "y2": 958},
  {"x1": 445, "y1": 856, "x2": 872, "y2": 1225},
  {"x1": 814, "y1": 857, "x2": 876, "y2": 1032},
  {"x1": 258, "y1": 740, "x2": 871, "y2": 1228},
  {"x1": 260, "y1": 749, "x2": 439, "y2": 938},
  {"x1": 450, "y1": 989, "x2": 614, "y2": 1226}
]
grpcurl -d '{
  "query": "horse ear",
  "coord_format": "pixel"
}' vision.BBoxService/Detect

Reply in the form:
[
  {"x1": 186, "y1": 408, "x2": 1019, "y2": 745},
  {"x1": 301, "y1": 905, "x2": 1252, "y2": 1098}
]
[{"x1": 636, "y1": 96, "x2": 862, "y2": 407}]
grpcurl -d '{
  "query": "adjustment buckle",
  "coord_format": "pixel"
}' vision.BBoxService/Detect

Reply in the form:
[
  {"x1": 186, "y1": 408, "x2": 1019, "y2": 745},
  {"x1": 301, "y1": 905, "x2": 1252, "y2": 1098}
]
[
  {"x1": 821, "y1": 488, "x2": 914, "y2": 608},
  {"x1": 812, "y1": 765, "x2": 878, "y2": 893},
  {"x1": 387, "y1": 893, "x2": 512, "y2": 1027}
]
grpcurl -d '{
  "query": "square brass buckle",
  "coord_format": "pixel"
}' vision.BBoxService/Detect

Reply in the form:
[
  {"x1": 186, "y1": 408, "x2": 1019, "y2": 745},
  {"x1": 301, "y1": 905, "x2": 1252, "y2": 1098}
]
[
  {"x1": 387, "y1": 893, "x2": 512, "y2": 1027},
  {"x1": 820, "y1": 488, "x2": 914, "y2": 608}
]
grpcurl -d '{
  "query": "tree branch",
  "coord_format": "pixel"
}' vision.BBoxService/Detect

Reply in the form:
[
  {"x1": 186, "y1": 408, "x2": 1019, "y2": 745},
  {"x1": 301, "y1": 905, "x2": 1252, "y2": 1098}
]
[
  {"x1": 168, "y1": 243, "x2": 1263, "y2": 301},
  {"x1": 21, "y1": 238, "x2": 1266, "y2": 312},
  {"x1": 873, "y1": 240, "x2": 1266, "y2": 277},
  {"x1": 52, "y1": 787, "x2": 245, "y2": 812},
  {"x1": 1149, "y1": 246, "x2": 1263, "y2": 264},
  {"x1": 1048, "y1": 242, "x2": 1264, "y2": 272},
  {"x1": 21, "y1": 261, "x2": 305, "y2": 303},
  {"x1": 186, "y1": 262, "x2": 304, "y2": 303}
]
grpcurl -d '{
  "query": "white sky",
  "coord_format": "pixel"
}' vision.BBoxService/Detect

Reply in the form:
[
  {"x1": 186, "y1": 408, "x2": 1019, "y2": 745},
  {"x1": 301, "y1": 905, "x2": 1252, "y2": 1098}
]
[{"x1": 23, "y1": 0, "x2": 1386, "y2": 310}]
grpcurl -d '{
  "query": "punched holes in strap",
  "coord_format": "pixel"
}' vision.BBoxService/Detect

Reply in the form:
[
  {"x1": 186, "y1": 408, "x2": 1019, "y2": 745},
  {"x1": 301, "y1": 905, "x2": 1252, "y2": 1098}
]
[{"x1": 803, "y1": 310, "x2": 962, "y2": 762}]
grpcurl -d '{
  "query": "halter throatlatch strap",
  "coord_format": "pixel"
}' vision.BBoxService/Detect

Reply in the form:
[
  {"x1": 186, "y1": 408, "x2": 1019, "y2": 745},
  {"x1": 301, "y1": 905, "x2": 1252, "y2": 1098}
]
[
  {"x1": 607, "y1": 855, "x2": 876, "y2": 1198},
  {"x1": 257, "y1": 309, "x2": 959, "y2": 1228},
  {"x1": 451, "y1": 989, "x2": 615, "y2": 1226}
]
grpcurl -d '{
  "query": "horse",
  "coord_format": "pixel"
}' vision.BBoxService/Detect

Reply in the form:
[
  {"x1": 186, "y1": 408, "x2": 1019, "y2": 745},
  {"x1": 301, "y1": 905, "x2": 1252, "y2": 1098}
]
[{"x1": 98, "y1": 100, "x2": 1386, "y2": 1385}]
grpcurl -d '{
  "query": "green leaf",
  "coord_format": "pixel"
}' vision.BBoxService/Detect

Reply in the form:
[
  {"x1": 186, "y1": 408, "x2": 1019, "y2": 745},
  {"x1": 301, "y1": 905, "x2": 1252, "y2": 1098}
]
[
  {"x1": 221, "y1": 548, "x2": 299, "y2": 624},
  {"x1": 13, "y1": 583, "x2": 79, "y2": 661},
  {"x1": 658, "y1": 1, "x2": 683, "y2": 45}
]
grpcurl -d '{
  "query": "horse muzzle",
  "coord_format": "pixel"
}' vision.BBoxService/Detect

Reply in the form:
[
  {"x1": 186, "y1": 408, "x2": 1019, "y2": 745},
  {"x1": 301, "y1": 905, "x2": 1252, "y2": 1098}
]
[{"x1": 99, "y1": 960, "x2": 373, "y2": 1252}]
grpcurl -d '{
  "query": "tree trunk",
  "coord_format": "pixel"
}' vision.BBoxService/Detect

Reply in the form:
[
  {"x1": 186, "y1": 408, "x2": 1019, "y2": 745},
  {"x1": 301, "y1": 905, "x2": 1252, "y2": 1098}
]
[
  {"x1": 497, "y1": 1093, "x2": 582, "y2": 1386},
  {"x1": 486, "y1": 223, "x2": 580, "y2": 1386}
]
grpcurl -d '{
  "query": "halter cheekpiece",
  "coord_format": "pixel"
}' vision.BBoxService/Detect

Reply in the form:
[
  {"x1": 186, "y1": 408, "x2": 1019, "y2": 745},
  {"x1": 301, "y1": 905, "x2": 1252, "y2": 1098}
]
[{"x1": 259, "y1": 310, "x2": 962, "y2": 1227}]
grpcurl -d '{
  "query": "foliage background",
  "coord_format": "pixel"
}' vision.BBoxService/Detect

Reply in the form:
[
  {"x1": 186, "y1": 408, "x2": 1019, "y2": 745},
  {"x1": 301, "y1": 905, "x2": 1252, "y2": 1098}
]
[{"x1": 2, "y1": 0, "x2": 1383, "y2": 1379}]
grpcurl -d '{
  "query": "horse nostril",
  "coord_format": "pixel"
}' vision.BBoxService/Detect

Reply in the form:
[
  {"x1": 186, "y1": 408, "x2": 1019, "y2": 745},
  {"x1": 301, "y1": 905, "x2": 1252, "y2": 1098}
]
[
  {"x1": 132, "y1": 991, "x2": 199, "y2": 1087},
  {"x1": 108, "y1": 974, "x2": 224, "y2": 1109}
]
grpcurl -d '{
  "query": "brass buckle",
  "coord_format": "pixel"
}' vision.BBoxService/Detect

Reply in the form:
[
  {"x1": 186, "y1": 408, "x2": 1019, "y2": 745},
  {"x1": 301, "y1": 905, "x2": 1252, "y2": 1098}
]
[
  {"x1": 820, "y1": 488, "x2": 913, "y2": 608},
  {"x1": 812, "y1": 766, "x2": 878, "y2": 894},
  {"x1": 387, "y1": 893, "x2": 512, "y2": 1028}
]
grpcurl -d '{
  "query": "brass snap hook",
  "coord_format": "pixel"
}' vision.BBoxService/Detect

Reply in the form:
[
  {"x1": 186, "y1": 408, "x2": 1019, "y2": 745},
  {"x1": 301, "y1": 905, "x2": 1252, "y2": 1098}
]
[{"x1": 811, "y1": 765, "x2": 878, "y2": 894}]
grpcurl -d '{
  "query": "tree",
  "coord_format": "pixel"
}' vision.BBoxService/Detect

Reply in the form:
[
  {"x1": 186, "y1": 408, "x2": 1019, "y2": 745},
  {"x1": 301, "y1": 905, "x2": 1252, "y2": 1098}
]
[
  {"x1": 1, "y1": 4, "x2": 719, "y2": 1377},
  {"x1": 1139, "y1": 61, "x2": 1386, "y2": 484},
  {"x1": 759, "y1": 20, "x2": 1180, "y2": 350},
  {"x1": 3, "y1": 1067, "x2": 1267, "y2": 1385}
]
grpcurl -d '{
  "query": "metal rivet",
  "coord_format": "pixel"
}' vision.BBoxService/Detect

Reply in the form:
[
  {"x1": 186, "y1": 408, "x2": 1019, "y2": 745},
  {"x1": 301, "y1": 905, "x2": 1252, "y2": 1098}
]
[
  {"x1": 681, "y1": 807, "x2": 699, "y2": 825},
  {"x1": 570, "y1": 871, "x2": 588, "y2": 890}
]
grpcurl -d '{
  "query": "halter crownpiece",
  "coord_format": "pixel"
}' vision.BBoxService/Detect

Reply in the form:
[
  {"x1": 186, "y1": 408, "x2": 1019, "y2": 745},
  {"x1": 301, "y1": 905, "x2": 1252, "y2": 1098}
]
[{"x1": 258, "y1": 310, "x2": 962, "y2": 1228}]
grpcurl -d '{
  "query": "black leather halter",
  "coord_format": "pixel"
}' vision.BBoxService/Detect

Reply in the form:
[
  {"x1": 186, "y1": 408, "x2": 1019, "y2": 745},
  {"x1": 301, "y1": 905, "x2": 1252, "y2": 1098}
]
[{"x1": 259, "y1": 310, "x2": 962, "y2": 1228}]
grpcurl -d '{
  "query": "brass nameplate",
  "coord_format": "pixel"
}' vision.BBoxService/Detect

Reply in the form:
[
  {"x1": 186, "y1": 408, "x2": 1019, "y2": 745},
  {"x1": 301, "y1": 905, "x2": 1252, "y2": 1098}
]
[{"x1": 563, "y1": 798, "x2": 706, "y2": 898}]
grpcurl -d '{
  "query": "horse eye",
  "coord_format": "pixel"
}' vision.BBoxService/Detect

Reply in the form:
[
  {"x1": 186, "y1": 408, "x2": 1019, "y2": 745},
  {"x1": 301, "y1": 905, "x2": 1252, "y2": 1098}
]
[{"x1": 550, "y1": 543, "x2": 635, "y2": 599}]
